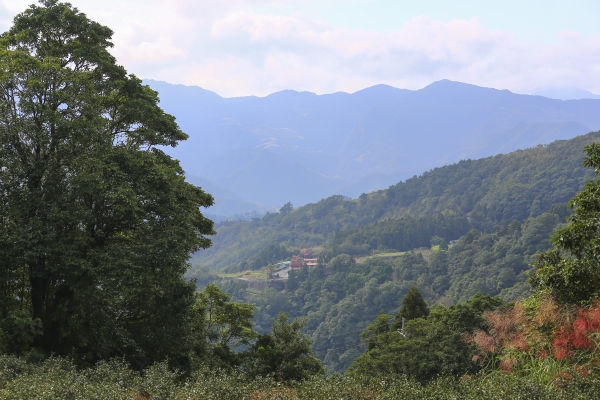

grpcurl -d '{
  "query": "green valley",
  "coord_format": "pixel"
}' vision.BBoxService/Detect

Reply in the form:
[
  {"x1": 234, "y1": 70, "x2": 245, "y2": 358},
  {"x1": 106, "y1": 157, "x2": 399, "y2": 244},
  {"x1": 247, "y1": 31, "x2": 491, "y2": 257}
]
[{"x1": 189, "y1": 131, "x2": 600, "y2": 372}]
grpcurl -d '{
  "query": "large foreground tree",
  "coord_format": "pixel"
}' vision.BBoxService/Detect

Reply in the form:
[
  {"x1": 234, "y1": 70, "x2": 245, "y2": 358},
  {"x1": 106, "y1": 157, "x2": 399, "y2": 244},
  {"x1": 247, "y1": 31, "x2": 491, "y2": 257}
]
[{"x1": 0, "y1": 0, "x2": 214, "y2": 367}]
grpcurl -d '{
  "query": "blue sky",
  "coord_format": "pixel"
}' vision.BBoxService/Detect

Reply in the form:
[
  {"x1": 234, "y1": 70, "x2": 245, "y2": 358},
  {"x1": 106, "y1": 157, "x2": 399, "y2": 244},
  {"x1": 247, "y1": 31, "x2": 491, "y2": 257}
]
[{"x1": 1, "y1": 0, "x2": 598, "y2": 96}]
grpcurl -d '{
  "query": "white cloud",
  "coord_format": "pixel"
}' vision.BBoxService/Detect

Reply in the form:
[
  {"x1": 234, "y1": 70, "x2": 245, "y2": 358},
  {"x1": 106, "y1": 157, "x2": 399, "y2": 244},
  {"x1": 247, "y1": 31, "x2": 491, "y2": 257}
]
[
  {"x1": 168, "y1": 11, "x2": 600, "y2": 96},
  {"x1": 0, "y1": 1, "x2": 598, "y2": 96}
]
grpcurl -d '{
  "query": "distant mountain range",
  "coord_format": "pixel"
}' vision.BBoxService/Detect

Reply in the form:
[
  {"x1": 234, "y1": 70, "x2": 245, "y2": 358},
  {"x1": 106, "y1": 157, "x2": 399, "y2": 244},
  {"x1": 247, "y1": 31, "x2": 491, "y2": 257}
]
[
  {"x1": 145, "y1": 79, "x2": 600, "y2": 213},
  {"x1": 533, "y1": 88, "x2": 600, "y2": 100}
]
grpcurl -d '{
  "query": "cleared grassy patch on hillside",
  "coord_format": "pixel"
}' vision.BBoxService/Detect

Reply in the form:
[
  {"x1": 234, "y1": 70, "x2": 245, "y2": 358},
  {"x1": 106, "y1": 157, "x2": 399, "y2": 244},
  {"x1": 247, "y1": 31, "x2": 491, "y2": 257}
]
[{"x1": 373, "y1": 251, "x2": 406, "y2": 258}]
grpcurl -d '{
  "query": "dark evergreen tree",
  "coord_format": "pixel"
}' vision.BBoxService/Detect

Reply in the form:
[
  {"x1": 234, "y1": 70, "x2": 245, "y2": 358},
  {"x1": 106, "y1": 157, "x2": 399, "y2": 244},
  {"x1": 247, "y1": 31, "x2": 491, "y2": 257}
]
[
  {"x1": 0, "y1": 0, "x2": 213, "y2": 368},
  {"x1": 391, "y1": 286, "x2": 429, "y2": 330},
  {"x1": 244, "y1": 313, "x2": 324, "y2": 381},
  {"x1": 286, "y1": 269, "x2": 299, "y2": 292}
]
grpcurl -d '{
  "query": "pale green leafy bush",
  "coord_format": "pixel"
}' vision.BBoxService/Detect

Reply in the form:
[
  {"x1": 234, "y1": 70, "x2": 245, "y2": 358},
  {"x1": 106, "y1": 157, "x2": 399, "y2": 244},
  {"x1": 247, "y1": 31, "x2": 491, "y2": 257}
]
[{"x1": 2, "y1": 356, "x2": 600, "y2": 399}]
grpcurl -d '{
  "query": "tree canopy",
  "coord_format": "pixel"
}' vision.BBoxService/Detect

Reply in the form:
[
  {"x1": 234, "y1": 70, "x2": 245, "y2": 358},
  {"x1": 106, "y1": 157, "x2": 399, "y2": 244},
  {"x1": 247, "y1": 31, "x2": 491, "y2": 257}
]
[
  {"x1": 193, "y1": 284, "x2": 256, "y2": 368},
  {"x1": 349, "y1": 294, "x2": 503, "y2": 382},
  {"x1": 244, "y1": 313, "x2": 324, "y2": 381},
  {"x1": 391, "y1": 286, "x2": 429, "y2": 330},
  {"x1": 0, "y1": 0, "x2": 214, "y2": 367}
]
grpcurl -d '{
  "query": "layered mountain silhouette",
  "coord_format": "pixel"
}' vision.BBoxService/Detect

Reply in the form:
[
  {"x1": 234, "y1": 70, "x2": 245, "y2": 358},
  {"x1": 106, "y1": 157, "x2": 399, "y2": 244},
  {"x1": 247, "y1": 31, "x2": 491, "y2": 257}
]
[
  {"x1": 145, "y1": 79, "x2": 600, "y2": 212},
  {"x1": 533, "y1": 88, "x2": 600, "y2": 100}
]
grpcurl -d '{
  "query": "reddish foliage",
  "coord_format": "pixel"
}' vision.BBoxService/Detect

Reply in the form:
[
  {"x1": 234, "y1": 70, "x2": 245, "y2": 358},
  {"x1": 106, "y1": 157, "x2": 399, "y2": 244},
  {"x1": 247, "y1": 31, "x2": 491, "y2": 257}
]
[
  {"x1": 574, "y1": 316, "x2": 593, "y2": 333},
  {"x1": 471, "y1": 330, "x2": 497, "y2": 355},
  {"x1": 576, "y1": 365, "x2": 590, "y2": 377},
  {"x1": 468, "y1": 298, "x2": 600, "y2": 368},
  {"x1": 499, "y1": 358, "x2": 516, "y2": 372},
  {"x1": 572, "y1": 330, "x2": 592, "y2": 349},
  {"x1": 554, "y1": 346, "x2": 572, "y2": 361},
  {"x1": 551, "y1": 304, "x2": 600, "y2": 358},
  {"x1": 512, "y1": 331, "x2": 530, "y2": 351},
  {"x1": 553, "y1": 326, "x2": 575, "y2": 360},
  {"x1": 590, "y1": 308, "x2": 600, "y2": 326}
]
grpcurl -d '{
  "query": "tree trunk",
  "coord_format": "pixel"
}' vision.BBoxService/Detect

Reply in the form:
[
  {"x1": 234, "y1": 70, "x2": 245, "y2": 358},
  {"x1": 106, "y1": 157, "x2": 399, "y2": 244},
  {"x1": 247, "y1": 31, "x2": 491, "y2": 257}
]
[{"x1": 29, "y1": 265, "x2": 49, "y2": 349}]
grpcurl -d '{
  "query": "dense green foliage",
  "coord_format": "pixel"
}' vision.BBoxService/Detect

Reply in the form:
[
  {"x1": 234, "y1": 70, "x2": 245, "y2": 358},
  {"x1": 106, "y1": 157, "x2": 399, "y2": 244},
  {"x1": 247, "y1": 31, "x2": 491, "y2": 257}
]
[
  {"x1": 192, "y1": 284, "x2": 256, "y2": 368},
  {"x1": 189, "y1": 284, "x2": 323, "y2": 378},
  {"x1": 0, "y1": 0, "x2": 214, "y2": 368},
  {"x1": 531, "y1": 143, "x2": 600, "y2": 304},
  {"x1": 349, "y1": 291, "x2": 503, "y2": 382},
  {"x1": 328, "y1": 212, "x2": 470, "y2": 257},
  {"x1": 3, "y1": 355, "x2": 600, "y2": 399},
  {"x1": 216, "y1": 206, "x2": 566, "y2": 372},
  {"x1": 244, "y1": 313, "x2": 325, "y2": 381}
]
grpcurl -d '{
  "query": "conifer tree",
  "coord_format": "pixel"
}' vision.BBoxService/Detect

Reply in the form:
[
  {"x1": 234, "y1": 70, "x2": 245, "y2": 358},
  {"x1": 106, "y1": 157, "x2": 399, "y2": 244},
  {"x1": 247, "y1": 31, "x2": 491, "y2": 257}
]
[
  {"x1": 391, "y1": 286, "x2": 429, "y2": 330},
  {"x1": 244, "y1": 313, "x2": 324, "y2": 381}
]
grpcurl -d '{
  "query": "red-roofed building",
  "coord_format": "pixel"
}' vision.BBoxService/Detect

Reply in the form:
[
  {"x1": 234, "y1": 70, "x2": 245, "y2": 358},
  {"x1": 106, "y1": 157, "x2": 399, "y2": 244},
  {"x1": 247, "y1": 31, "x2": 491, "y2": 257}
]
[{"x1": 290, "y1": 255, "x2": 304, "y2": 269}]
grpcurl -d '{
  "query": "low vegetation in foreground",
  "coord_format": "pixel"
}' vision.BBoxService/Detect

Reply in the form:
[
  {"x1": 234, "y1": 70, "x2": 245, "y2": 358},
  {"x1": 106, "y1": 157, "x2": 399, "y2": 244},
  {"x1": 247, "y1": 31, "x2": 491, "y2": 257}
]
[{"x1": 2, "y1": 355, "x2": 600, "y2": 400}]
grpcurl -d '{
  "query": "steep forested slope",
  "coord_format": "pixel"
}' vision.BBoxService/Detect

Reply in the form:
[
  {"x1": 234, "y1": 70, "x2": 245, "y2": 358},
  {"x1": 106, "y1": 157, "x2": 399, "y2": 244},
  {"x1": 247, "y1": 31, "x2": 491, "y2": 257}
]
[
  {"x1": 190, "y1": 131, "x2": 600, "y2": 373},
  {"x1": 193, "y1": 131, "x2": 600, "y2": 271},
  {"x1": 216, "y1": 207, "x2": 567, "y2": 373}
]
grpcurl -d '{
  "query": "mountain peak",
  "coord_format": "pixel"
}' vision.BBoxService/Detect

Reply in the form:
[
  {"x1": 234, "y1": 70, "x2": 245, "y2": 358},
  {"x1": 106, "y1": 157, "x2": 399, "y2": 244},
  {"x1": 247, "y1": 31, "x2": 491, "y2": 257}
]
[
  {"x1": 265, "y1": 89, "x2": 318, "y2": 99},
  {"x1": 422, "y1": 79, "x2": 500, "y2": 91},
  {"x1": 143, "y1": 79, "x2": 222, "y2": 102},
  {"x1": 418, "y1": 79, "x2": 514, "y2": 99}
]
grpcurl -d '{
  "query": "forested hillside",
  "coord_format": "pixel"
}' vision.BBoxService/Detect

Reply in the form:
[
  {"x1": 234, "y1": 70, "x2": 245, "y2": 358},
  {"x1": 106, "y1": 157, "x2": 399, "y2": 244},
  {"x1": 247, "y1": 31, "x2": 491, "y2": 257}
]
[
  {"x1": 190, "y1": 131, "x2": 600, "y2": 373},
  {"x1": 194, "y1": 131, "x2": 600, "y2": 271},
  {"x1": 211, "y1": 206, "x2": 566, "y2": 372}
]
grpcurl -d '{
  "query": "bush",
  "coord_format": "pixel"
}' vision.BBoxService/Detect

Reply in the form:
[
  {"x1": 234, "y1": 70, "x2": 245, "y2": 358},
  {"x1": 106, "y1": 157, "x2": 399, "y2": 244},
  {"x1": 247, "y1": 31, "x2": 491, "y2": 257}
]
[{"x1": 3, "y1": 355, "x2": 600, "y2": 399}]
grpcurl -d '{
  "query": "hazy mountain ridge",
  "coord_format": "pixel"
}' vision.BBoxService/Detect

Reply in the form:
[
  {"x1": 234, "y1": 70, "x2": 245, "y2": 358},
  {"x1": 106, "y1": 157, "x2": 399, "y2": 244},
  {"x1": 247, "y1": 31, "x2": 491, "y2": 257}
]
[
  {"x1": 184, "y1": 174, "x2": 274, "y2": 219},
  {"x1": 147, "y1": 79, "x2": 600, "y2": 210},
  {"x1": 533, "y1": 88, "x2": 600, "y2": 100}
]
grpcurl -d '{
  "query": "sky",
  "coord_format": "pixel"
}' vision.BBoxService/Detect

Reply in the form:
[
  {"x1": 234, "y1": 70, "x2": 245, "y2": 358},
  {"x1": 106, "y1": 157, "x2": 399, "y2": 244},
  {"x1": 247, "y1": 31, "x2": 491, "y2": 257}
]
[{"x1": 0, "y1": 0, "x2": 599, "y2": 97}]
